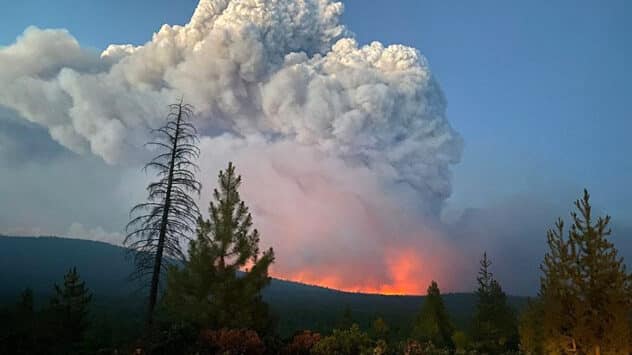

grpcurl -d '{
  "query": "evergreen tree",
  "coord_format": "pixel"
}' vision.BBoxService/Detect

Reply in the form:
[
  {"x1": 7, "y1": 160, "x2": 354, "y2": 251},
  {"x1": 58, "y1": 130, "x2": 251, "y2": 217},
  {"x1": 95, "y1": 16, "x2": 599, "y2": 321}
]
[
  {"x1": 164, "y1": 162, "x2": 275, "y2": 334},
  {"x1": 540, "y1": 217, "x2": 579, "y2": 353},
  {"x1": 49, "y1": 267, "x2": 93, "y2": 353},
  {"x1": 125, "y1": 100, "x2": 202, "y2": 327},
  {"x1": 9, "y1": 288, "x2": 36, "y2": 355},
  {"x1": 471, "y1": 253, "x2": 518, "y2": 354},
  {"x1": 540, "y1": 190, "x2": 632, "y2": 354},
  {"x1": 412, "y1": 280, "x2": 454, "y2": 348}
]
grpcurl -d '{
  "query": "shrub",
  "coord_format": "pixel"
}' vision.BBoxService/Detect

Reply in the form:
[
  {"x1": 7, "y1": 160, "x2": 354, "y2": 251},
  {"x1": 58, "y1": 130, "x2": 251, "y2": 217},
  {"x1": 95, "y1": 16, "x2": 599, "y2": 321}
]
[
  {"x1": 198, "y1": 328, "x2": 265, "y2": 355},
  {"x1": 283, "y1": 330, "x2": 322, "y2": 355},
  {"x1": 400, "y1": 339, "x2": 452, "y2": 355},
  {"x1": 451, "y1": 331, "x2": 470, "y2": 352},
  {"x1": 311, "y1": 324, "x2": 373, "y2": 355}
]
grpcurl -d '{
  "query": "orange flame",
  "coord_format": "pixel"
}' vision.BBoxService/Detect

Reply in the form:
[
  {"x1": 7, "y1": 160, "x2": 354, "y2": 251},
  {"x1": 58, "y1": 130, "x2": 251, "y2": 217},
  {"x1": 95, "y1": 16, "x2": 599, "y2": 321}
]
[{"x1": 272, "y1": 249, "x2": 446, "y2": 296}]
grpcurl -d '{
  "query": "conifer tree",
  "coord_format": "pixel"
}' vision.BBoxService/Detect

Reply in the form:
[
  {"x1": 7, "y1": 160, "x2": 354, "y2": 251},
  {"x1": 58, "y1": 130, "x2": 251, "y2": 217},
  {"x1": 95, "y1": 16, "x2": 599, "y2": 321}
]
[
  {"x1": 164, "y1": 162, "x2": 275, "y2": 333},
  {"x1": 11, "y1": 288, "x2": 36, "y2": 355},
  {"x1": 540, "y1": 190, "x2": 632, "y2": 354},
  {"x1": 125, "y1": 100, "x2": 202, "y2": 326},
  {"x1": 471, "y1": 252, "x2": 518, "y2": 354},
  {"x1": 540, "y1": 217, "x2": 579, "y2": 353},
  {"x1": 412, "y1": 280, "x2": 454, "y2": 348},
  {"x1": 50, "y1": 267, "x2": 92, "y2": 352}
]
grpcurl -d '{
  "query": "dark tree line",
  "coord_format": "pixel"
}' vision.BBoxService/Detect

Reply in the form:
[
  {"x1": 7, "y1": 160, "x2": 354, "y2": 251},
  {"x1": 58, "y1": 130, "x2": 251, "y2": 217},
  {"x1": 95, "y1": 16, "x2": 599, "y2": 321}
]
[{"x1": 0, "y1": 268, "x2": 93, "y2": 355}]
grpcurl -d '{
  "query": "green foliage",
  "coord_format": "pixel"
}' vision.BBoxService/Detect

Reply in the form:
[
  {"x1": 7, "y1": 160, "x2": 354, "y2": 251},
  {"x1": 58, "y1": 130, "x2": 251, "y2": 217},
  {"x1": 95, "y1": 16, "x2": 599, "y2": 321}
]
[
  {"x1": 517, "y1": 298, "x2": 543, "y2": 355},
  {"x1": 451, "y1": 331, "x2": 470, "y2": 352},
  {"x1": 412, "y1": 281, "x2": 454, "y2": 348},
  {"x1": 539, "y1": 190, "x2": 632, "y2": 353},
  {"x1": 371, "y1": 316, "x2": 390, "y2": 340},
  {"x1": 199, "y1": 328, "x2": 266, "y2": 355},
  {"x1": 283, "y1": 330, "x2": 322, "y2": 355},
  {"x1": 398, "y1": 339, "x2": 451, "y2": 355},
  {"x1": 164, "y1": 162, "x2": 275, "y2": 334},
  {"x1": 471, "y1": 253, "x2": 518, "y2": 354},
  {"x1": 49, "y1": 267, "x2": 93, "y2": 353},
  {"x1": 142, "y1": 321, "x2": 199, "y2": 355},
  {"x1": 0, "y1": 269, "x2": 95, "y2": 355},
  {"x1": 311, "y1": 324, "x2": 373, "y2": 355}
]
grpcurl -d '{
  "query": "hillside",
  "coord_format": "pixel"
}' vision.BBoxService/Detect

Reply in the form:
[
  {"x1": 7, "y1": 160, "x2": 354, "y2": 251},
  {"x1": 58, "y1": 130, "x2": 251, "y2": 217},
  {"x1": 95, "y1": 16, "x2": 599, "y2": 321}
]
[{"x1": 0, "y1": 236, "x2": 527, "y2": 337}]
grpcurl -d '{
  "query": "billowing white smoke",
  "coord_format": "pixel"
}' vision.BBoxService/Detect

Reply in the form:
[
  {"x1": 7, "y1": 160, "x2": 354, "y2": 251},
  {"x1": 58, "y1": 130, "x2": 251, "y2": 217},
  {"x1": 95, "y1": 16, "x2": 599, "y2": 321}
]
[{"x1": 0, "y1": 0, "x2": 463, "y2": 292}]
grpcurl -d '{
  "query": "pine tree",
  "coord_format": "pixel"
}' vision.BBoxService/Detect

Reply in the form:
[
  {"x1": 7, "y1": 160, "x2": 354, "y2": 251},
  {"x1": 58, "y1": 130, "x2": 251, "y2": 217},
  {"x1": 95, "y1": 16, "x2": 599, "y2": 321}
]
[
  {"x1": 125, "y1": 100, "x2": 202, "y2": 327},
  {"x1": 540, "y1": 190, "x2": 632, "y2": 354},
  {"x1": 471, "y1": 252, "x2": 518, "y2": 354},
  {"x1": 412, "y1": 280, "x2": 454, "y2": 348},
  {"x1": 164, "y1": 162, "x2": 275, "y2": 334},
  {"x1": 540, "y1": 218, "x2": 579, "y2": 353},
  {"x1": 49, "y1": 267, "x2": 92, "y2": 352}
]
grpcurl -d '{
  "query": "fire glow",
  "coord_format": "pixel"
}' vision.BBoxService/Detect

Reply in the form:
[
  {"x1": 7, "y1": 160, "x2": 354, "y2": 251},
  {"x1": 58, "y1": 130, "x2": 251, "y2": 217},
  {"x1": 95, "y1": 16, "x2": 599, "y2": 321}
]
[
  {"x1": 198, "y1": 139, "x2": 466, "y2": 297},
  {"x1": 270, "y1": 249, "x2": 457, "y2": 296}
]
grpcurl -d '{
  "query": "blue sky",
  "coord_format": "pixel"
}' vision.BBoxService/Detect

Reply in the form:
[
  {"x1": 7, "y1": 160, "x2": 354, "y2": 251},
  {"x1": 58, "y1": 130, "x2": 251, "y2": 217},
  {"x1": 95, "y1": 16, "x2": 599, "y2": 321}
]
[
  {"x1": 2, "y1": 0, "x2": 630, "y2": 220},
  {"x1": 341, "y1": 1, "x2": 632, "y2": 219}
]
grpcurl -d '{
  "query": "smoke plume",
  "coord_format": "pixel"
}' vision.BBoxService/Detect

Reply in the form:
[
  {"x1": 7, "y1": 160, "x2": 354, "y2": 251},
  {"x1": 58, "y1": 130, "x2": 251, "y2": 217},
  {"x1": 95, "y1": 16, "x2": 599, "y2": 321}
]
[{"x1": 0, "y1": 0, "x2": 464, "y2": 293}]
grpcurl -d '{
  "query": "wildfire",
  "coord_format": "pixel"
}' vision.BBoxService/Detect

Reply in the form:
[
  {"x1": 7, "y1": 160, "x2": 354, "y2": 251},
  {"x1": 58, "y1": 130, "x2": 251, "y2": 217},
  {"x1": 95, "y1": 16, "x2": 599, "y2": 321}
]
[{"x1": 272, "y1": 250, "x2": 445, "y2": 296}]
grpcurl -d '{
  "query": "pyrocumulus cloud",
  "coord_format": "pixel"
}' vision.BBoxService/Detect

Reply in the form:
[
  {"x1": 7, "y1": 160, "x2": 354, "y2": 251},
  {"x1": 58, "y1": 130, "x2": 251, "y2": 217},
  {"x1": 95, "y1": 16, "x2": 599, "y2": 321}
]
[{"x1": 0, "y1": 0, "x2": 464, "y2": 294}]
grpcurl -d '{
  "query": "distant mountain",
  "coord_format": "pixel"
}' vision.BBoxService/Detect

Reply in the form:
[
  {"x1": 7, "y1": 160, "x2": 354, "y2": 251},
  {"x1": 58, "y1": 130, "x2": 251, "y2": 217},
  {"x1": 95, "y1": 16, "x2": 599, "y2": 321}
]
[{"x1": 0, "y1": 236, "x2": 527, "y2": 337}]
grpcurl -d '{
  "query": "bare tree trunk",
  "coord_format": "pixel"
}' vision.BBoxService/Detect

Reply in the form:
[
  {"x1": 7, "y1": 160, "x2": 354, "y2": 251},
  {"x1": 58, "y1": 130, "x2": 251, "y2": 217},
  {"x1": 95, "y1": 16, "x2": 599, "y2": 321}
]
[{"x1": 145, "y1": 105, "x2": 183, "y2": 327}]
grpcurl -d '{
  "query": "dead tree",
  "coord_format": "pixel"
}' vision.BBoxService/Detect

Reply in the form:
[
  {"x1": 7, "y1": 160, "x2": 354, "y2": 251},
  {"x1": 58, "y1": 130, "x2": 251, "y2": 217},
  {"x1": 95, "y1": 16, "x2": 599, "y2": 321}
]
[{"x1": 125, "y1": 100, "x2": 201, "y2": 327}]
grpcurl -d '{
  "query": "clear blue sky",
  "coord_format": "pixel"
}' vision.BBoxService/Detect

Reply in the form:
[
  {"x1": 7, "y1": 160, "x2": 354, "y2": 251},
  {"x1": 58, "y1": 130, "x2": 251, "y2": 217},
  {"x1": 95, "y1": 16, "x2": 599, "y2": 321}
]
[{"x1": 1, "y1": 0, "x2": 631, "y2": 219}]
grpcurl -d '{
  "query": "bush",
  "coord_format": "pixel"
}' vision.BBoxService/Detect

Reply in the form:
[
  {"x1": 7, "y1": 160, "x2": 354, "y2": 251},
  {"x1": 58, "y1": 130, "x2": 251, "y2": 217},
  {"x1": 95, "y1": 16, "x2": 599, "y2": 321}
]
[
  {"x1": 451, "y1": 331, "x2": 470, "y2": 352},
  {"x1": 143, "y1": 321, "x2": 198, "y2": 355},
  {"x1": 283, "y1": 330, "x2": 322, "y2": 355},
  {"x1": 198, "y1": 328, "x2": 265, "y2": 355},
  {"x1": 311, "y1": 324, "x2": 373, "y2": 355},
  {"x1": 400, "y1": 339, "x2": 451, "y2": 355},
  {"x1": 373, "y1": 339, "x2": 388, "y2": 355}
]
